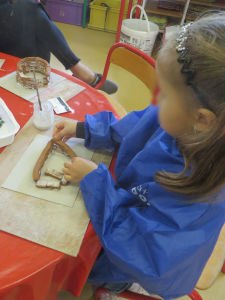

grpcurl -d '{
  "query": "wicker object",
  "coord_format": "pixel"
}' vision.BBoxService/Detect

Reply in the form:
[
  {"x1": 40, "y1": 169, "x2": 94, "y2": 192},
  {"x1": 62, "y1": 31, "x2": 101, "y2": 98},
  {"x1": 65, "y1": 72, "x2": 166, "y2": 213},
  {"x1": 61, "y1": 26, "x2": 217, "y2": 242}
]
[{"x1": 16, "y1": 57, "x2": 51, "y2": 89}]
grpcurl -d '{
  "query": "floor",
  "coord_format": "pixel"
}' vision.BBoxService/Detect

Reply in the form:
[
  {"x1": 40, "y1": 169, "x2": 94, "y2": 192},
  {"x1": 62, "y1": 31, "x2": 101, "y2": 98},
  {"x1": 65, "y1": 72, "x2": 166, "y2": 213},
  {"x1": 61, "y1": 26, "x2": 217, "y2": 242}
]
[
  {"x1": 50, "y1": 23, "x2": 151, "y2": 112},
  {"x1": 52, "y1": 23, "x2": 225, "y2": 300}
]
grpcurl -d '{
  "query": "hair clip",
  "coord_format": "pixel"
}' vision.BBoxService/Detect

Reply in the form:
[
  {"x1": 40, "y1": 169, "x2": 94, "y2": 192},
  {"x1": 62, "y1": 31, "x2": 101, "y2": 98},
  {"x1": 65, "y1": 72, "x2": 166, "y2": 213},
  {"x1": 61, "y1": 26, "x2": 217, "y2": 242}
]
[
  {"x1": 176, "y1": 23, "x2": 197, "y2": 85},
  {"x1": 176, "y1": 23, "x2": 193, "y2": 53},
  {"x1": 175, "y1": 23, "x2": 211, "y2": 109}
]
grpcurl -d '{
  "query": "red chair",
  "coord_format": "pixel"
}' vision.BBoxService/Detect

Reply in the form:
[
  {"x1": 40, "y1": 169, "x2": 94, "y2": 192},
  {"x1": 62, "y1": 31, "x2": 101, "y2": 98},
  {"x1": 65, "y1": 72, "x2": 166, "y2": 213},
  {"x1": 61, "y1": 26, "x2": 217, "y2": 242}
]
[{"x1": 95, "y1": 42, "x2": 158, "y2": 107}]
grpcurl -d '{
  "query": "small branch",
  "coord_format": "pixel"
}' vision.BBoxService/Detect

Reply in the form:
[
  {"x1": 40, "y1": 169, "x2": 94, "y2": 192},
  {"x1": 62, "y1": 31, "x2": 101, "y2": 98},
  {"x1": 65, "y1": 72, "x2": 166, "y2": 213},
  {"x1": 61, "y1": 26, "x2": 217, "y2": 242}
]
[{"x1": 33, "y1": 70, "x2": 42, "y2": 111}]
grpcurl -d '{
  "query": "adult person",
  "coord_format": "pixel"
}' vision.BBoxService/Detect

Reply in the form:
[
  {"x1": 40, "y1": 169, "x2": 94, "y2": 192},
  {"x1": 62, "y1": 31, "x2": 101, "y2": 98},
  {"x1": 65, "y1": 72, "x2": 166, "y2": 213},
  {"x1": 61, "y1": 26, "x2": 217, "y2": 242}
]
[{"x1": 0, "y1": 0, "x2": 117, "y2": 94}]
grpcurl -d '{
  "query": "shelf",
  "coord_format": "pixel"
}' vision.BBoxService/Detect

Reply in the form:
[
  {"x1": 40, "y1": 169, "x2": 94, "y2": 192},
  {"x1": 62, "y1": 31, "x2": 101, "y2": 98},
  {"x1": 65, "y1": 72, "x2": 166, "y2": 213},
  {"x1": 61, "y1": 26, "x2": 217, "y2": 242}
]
[
  {"x1": 146, "y1": 8, "x2": 182, "y2": 18},
  {"x1": 145, "y1": 1, "x2": 225, "y2": 21},
  {"x1": 145, "y1": 8, "x2": 195, "y2": 20},
  {"x1": 192, "y1": 1, "x2": 225, "y2": 9},
  {"x1": 167, "y1": 1, "x2": 225, "y2": 9}
]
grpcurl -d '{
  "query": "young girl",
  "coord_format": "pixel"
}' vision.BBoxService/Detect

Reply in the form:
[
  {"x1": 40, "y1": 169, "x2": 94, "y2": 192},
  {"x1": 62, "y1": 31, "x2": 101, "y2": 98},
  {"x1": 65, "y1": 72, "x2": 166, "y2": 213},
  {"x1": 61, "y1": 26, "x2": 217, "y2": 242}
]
[{"x1": 53, "y1": 13, "x2": 225, "y2": 299}]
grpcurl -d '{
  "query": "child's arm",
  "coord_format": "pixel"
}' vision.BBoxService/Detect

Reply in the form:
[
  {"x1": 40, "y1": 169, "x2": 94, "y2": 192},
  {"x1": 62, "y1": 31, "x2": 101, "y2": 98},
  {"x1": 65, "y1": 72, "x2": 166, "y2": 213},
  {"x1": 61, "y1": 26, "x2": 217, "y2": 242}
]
[
  {"x1": 53, "y1": 120, "x2": 77, "y2": 141},
  {"x1": 83, "y1": 105, "x2": 159, "y2": 150},
  {"x1": 53, "y1": 106, "x2": 158, "y2": 149}
]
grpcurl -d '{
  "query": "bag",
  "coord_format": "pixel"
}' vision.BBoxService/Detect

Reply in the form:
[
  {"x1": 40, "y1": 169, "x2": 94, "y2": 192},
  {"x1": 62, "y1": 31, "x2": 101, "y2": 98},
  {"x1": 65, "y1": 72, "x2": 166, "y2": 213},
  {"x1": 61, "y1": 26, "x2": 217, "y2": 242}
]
[{"x1": 120, "y1": 5, "x2": 159, "y2": 55}]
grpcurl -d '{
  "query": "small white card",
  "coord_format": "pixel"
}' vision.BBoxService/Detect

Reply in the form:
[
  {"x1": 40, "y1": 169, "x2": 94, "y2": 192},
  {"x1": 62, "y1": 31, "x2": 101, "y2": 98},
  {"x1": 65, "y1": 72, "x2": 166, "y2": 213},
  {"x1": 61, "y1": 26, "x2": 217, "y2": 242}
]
[
  {"x1": 0, "y1": 59, "x2": 5, "y2": 69},
  {"x1": 48, "y1": 97, "x2": 73, "y2": 114}
]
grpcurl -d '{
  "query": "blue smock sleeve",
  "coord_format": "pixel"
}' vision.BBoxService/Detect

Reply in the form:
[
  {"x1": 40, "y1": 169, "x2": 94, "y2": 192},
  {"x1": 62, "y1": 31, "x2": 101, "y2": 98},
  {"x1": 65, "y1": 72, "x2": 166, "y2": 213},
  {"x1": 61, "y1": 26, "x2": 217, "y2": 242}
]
[
  {"x1": 80, "y1": 164, "x2": 225, "y2": 299},
  {"x1": 84, "y1": 105, "x2": 158, "y2": 150}
]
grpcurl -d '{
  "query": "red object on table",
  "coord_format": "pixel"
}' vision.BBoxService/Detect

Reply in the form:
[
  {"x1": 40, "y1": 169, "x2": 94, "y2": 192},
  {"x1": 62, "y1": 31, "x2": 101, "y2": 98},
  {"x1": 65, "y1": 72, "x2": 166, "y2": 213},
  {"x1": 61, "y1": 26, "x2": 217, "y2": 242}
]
[{"x1": 0, "y1": 52, "x2": 118, "y2": 300}]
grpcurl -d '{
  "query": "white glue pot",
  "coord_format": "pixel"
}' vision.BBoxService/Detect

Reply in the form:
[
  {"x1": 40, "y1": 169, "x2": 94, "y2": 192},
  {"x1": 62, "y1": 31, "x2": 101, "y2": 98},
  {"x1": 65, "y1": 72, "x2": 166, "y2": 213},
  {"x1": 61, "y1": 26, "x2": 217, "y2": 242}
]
[{"x1": 33, "y1": 101, "x2": 54, "y2": 131}]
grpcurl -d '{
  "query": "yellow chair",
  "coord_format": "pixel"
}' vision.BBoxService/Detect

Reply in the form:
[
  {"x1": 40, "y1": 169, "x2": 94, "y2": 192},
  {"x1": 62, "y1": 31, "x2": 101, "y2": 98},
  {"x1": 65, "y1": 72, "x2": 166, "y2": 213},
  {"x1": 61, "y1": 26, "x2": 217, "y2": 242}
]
[
  {"x1": 196, "y1": 223, "x2": 225, "y2": 290},
  {"x1": 95, "y1": 42, "x2": 158, "y2": 113}
]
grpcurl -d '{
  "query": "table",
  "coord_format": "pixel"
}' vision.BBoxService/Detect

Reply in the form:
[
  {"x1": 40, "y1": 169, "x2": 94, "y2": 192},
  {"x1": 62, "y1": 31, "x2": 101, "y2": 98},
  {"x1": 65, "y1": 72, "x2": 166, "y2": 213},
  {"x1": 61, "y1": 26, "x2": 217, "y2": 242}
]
[{"x1": 0, "y1": 52, "x2": 118, "y2": 300}]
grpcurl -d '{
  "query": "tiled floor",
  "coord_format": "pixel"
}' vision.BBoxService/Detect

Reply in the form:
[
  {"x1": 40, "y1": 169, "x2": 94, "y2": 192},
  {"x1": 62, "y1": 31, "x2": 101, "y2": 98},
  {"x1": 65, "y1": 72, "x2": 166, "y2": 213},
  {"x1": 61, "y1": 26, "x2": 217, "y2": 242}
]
[
  {"x1": 52, "y1": 24, "x2": 225, "y2": 300},
  {"x1": 58, "y1": 284, "x2": 93, "y2": 300}
]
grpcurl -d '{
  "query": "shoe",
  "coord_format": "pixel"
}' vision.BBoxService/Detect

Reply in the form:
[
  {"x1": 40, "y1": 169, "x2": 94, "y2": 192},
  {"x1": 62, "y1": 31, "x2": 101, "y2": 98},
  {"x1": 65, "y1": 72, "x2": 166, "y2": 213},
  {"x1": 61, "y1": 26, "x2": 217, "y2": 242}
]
[
  {"x1": 90, "y1": 73, "x2": 118, "y2": 95},
  {"x1": 103, "y1": 282, "x2": 132, "y2": 294}
]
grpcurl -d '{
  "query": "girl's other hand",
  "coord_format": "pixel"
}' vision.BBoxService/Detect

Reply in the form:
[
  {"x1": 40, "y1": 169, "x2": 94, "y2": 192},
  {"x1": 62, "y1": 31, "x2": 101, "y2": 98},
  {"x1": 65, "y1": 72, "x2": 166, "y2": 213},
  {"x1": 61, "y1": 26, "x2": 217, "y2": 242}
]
[
  {"x1": 53, "y1": 121, "x2": 77, "y2": 141},
  {"x1": 63, "y1": 157, "x2": 98, "y2": 183}
]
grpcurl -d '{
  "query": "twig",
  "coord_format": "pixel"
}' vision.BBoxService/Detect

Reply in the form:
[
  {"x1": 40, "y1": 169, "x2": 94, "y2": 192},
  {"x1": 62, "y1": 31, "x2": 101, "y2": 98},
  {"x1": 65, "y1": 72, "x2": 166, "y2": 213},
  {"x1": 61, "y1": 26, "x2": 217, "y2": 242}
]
[{"x1": 33, "y1": 70, "x2": 42, "y2": 111}]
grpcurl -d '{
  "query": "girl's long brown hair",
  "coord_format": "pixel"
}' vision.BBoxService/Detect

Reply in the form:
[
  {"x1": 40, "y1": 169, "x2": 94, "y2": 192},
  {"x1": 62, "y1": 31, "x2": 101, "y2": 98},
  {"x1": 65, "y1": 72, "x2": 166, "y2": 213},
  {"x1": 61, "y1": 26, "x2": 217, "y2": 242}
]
[{"x1": 155, "y1": 13, "x2": 225, "y2": 200}]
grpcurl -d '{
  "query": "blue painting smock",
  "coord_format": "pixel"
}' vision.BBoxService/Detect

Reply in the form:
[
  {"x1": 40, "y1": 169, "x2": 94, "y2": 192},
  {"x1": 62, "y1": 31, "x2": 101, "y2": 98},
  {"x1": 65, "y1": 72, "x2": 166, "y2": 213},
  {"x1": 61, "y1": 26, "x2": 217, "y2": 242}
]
[{"x1": 79, "y1": 106, "x2": 225, "y2": 299}]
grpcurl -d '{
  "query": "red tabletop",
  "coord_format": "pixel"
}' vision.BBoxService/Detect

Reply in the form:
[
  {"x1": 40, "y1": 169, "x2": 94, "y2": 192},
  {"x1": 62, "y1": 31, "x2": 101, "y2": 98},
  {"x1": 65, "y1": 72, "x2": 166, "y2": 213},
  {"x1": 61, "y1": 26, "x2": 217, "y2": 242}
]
[{"x1": 0, "y1": 53, "x2": 117, "y2": 300}]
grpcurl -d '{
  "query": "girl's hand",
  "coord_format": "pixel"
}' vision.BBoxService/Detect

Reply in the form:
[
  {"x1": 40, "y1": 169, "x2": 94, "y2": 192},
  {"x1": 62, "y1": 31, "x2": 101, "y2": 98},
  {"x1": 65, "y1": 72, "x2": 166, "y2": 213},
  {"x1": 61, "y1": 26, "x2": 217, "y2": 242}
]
[
  {"x1": 63, "y1": 157, "x2": 98, "y2": 183},
  {"x1": 53, "y1": 121, "x2": 77, "y2": 141}
]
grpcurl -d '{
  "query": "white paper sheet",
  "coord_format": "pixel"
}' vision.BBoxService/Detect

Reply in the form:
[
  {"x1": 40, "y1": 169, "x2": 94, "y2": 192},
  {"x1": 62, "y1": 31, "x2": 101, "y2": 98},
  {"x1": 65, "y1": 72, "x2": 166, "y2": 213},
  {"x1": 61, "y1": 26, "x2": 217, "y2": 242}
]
[
  {"x1": 2, "y1": 135, "x2": 94, "y2": 207},
  {"x1": 0, "y1": 124, "x2": 113, "y2": 256},
  {"x1": 0, "y1": 71, "x2": 85, "y2": 103}
]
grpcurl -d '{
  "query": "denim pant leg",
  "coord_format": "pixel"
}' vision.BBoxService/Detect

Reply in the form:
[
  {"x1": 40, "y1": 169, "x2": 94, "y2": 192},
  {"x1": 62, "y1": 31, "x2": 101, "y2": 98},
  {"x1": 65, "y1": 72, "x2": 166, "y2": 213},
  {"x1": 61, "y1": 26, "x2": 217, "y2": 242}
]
[{"x1": 35, "y1": 5, "x2": 80, "y2": 69}]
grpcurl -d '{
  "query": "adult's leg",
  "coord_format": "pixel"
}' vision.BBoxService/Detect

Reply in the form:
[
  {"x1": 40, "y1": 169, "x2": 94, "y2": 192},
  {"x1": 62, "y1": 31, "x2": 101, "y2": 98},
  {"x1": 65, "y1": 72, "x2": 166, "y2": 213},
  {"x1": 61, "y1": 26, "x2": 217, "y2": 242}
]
[
  {"x1": 35, "y1": 5, "x2": 96, "y2": 83},
  {"x1": 35, "y1": 5, "x2": 118, "y2": 94}
]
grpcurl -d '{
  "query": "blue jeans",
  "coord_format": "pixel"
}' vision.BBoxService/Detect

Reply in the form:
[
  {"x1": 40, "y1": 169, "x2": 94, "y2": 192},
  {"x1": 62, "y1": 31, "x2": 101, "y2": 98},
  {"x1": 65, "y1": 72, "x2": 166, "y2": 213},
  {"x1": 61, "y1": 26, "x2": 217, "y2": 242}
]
[{"x1": 0, "y1": 0, "x2": 80, "y2": 69}]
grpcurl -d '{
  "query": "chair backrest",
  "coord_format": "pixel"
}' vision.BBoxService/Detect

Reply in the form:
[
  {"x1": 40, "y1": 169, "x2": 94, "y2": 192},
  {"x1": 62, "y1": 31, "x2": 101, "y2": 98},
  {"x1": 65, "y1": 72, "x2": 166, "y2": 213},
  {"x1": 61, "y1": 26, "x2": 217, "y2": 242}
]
[
  {"x1": 95, "y1": 42, "x2": 158, "y2": 105},
  {"x1": 196, "y1": 223, "x2": 225, "y2": 290}
]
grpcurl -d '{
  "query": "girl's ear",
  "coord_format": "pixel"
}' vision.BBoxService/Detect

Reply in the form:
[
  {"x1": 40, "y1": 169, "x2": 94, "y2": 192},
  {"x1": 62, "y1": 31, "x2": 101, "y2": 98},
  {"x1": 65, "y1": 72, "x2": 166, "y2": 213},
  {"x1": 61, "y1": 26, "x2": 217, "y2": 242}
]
[{"x1": 195, "y1": 108, "x2": 216, "y2": 132}]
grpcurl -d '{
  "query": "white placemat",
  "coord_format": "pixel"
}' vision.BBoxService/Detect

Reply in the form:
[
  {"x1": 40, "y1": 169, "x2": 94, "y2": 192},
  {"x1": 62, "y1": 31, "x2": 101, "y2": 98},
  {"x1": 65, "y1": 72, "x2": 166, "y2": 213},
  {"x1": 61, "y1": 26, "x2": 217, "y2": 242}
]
[
  {"x1": 0, "y1": 121, "x2": 112, "y2": 256},
  {"x1": 0, "y1": 71, "x2": 85, "y2": 103},
  {"x1": 2, "y1": 135, "x2": 94, "y2": 207}
]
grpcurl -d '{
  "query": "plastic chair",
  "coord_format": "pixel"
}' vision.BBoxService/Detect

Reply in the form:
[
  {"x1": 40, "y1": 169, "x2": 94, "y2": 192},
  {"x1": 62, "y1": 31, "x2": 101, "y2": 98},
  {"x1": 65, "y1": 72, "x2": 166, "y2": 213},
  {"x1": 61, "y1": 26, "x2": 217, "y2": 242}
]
[{"x1": 95, "y1": 42, "x2": 158, "y2": 106}]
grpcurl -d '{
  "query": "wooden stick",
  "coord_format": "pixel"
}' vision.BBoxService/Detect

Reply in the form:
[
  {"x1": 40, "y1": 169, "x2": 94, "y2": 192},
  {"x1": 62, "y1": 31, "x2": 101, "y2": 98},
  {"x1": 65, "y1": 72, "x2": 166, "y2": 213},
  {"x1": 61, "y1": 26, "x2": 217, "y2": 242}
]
[{"x1": 33, "y1": 70, "x2": 42, "y2": 111}]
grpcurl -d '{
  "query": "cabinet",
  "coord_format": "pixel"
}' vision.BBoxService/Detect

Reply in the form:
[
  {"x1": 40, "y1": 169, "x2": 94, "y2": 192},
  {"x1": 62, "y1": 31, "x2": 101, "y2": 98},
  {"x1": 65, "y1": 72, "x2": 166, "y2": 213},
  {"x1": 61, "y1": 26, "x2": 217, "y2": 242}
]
[{"x1": 45, "y1": 0, "x2": 88, "y2": 26}]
